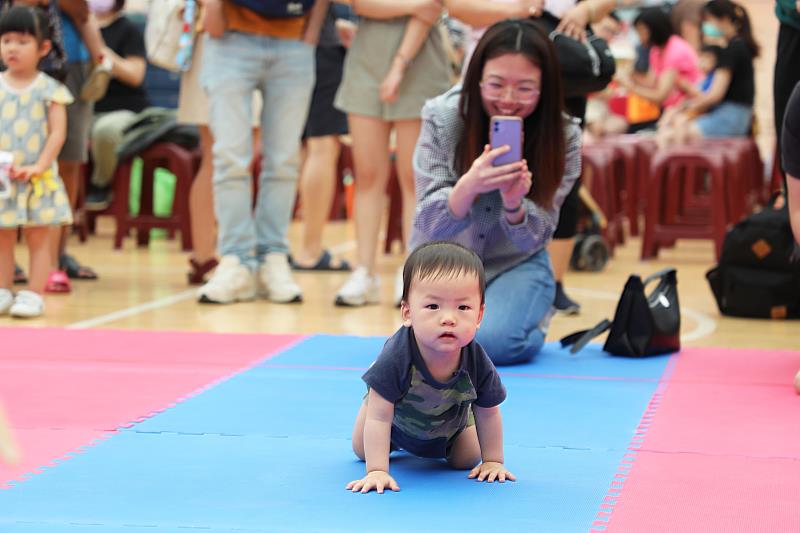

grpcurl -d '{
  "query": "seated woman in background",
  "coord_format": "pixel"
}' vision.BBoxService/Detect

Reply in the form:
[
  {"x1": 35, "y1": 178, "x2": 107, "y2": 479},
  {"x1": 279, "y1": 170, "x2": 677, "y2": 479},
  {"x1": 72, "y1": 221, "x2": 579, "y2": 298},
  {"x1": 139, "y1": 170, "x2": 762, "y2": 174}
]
[
  {"x1": 409, "y1": 19, "x2": 582, "y2": 366},
  {"x1": 613, "y1": 6, "x2": 701, "y2": 134},
  {"x1": 84, "y1": 0, "x2": 148, "y2": 210},
  {"x1": 656, "y1": 0, "x2": 758, "y2": 146}
]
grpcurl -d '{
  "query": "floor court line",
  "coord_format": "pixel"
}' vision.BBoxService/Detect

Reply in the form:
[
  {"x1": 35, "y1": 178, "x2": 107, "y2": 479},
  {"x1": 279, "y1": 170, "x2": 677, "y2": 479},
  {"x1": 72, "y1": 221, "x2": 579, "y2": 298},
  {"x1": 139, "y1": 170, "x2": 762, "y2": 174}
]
[{"x1": 64, "y1": 240, "x2": 358, "y2": 330}]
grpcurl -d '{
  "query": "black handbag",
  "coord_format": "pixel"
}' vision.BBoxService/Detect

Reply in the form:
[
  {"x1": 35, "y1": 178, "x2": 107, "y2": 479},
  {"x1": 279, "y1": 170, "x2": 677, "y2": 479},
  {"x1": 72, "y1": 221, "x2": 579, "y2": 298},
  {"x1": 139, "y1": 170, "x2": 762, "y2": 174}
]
[
  {"x1": 560, "y1": 268, "x2": 681, "y2": 357},
  {"x1": 532, "y1": 11, "x2": 616, "y2": 98}
]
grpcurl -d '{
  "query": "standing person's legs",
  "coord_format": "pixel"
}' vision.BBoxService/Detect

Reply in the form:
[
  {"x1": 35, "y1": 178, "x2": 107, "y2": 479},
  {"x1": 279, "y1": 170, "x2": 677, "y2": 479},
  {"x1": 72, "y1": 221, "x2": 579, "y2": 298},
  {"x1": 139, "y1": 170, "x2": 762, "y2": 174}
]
[
  {"x1": 293, "y1": 45, "x2": 349, "y2": 270},
  {"x1": 1, "y1": 230, "x2": 18, "y2": 315},
  {"x1": 187, "y1": 125, "x2": 218, "y2": 282},
  {"x1": 391, "y1": 118, "x2": 422, "y2": 303},
  {"x1": 548, "y1": 179, "x2": 581, "y2": 315},
  {"x1": 334, "y1": 114, "x2": 392, "y2": 306},
  {"x1": 774, "y1": 22, "x2": 800, "y2": 191},
  {"x1": 254, "y1": 37, "x2": 315, "y2": 303},
  {"x1": 476, "y1": 250, "x2": 556, "y2": 366},
  {"x1": 393, "y1": 119, "x2": 422, "y2": 247},
  {"x1": 196, "y1": 33, "x2": 262, "y2": 304},
  {"x1": 294, "y1": 135, "x2": 344, "y2": 267},
  {"x1": 56, "y1": 61, "x2": 96, "y2": 282},
  {"x1": 178, "y1": 35, "x2": 218, "y2": 284}
]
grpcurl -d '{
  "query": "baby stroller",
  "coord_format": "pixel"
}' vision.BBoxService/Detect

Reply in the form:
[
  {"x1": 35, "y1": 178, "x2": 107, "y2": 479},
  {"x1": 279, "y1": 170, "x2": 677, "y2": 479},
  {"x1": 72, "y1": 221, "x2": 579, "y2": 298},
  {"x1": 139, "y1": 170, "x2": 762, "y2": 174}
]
[{"x1": 570, "y1": 185, "x2": 611, "y2": 272}]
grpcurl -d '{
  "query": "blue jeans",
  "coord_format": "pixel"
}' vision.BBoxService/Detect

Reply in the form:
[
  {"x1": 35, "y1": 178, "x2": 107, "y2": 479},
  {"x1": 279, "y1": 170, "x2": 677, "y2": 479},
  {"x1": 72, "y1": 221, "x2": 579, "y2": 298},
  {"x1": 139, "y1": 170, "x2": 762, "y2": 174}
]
[
  {"x1": 476, "y1": 250, "x2": 556, "y2": 366},
  {"x1": 695, "y1": 101, "x2": 753, "y2": 138},
  {"x1": 200, "y1": 33, "x2": 315, "y2": 269}
]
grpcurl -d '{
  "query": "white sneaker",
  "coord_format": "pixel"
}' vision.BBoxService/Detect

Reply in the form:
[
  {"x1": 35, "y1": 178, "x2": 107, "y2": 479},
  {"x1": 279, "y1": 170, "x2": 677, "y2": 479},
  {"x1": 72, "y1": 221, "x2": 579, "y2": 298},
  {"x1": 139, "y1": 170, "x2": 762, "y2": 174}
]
[
  {"x1": 258, "y1": 252, "x2": 302, "y2": 303},
  {"x1": 197, "y1": 255, "x2": 257, "y2": 304},
  {"x1": 10, "y1": 290, "x2": 44, "y2": 318},
  {"x1": 0, "y1": 288, "x2": 13, "y2": 315},
  {"x1": 394, "y1": 266, "x2": 404, "y2": 307},
  {"x1": 335, "y1": 266, "x2": 380, "y2": 307}
]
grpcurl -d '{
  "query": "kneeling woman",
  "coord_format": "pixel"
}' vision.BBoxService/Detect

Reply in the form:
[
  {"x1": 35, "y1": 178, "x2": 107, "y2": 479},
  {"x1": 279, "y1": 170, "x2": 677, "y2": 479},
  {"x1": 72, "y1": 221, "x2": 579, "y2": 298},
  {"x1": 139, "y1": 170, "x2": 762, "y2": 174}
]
[{"x1": 409, "y1": 19, "x2": 582, "y2": 365}]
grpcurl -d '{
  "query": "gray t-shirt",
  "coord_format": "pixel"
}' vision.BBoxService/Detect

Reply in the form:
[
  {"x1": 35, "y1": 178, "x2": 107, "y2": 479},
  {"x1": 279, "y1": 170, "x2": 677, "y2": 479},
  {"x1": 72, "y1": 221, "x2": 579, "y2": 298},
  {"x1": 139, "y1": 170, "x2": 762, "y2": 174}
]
[{"x1": 363, "y1": 326, "x2": 506, "y2": 459}]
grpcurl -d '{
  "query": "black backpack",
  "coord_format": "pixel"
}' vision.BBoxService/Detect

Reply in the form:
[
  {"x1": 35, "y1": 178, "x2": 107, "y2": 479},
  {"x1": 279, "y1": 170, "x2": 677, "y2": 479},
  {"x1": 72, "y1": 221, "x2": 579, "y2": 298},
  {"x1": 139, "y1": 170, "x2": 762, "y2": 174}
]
[{"x1": 706, "y1": 203, "x2": 800, "y2": 319}]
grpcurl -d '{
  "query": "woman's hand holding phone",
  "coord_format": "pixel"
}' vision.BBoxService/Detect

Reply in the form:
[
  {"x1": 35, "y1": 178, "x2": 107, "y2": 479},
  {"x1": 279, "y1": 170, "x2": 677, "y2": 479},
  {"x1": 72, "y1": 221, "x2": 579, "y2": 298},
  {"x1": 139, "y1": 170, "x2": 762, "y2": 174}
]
[
  {"x1": 500, "y1": 161, "x2": 532, "y2": 210},
  {"x1": 460, "y1": 144, "x2": 527, "y2": 197}
]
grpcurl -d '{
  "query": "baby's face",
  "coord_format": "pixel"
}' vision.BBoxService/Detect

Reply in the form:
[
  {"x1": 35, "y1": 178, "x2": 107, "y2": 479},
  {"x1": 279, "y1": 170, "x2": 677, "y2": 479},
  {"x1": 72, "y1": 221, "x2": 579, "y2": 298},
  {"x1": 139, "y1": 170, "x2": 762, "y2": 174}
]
[
  {"x1": 698, "y1": 53, "x2": 715, "y2": 74},
  {"x1": 401, "y1": 272, "x2": 484, "y2": 361}
]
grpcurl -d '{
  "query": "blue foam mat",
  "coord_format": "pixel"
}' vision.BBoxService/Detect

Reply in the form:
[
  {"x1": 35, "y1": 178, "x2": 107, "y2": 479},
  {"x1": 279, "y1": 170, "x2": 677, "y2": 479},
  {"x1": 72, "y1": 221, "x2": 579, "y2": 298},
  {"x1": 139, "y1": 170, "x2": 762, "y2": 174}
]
[
  {"x1": 129, "y1": 365, "x2": 657, "y2": 450},
  {"x1": 264, "y1": 336, "x2": 670, "y2": 380},
  {"x1": 0, "y1": 334, "x2": 672, "y2": 531},
  {"x1": 0, "y1": 433, "x2": 620, "y2": 532}
]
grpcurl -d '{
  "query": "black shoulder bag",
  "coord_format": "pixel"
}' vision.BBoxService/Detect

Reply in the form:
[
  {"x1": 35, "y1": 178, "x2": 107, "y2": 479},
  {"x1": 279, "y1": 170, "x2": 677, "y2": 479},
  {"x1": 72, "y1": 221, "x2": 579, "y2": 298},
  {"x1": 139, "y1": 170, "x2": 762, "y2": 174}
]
[
  {"x1": 560, "y1": 269, "x2": 681, "y2": 357},
  {"x1": 532, "y1": 11, "x2": 616, "y2": 98}
]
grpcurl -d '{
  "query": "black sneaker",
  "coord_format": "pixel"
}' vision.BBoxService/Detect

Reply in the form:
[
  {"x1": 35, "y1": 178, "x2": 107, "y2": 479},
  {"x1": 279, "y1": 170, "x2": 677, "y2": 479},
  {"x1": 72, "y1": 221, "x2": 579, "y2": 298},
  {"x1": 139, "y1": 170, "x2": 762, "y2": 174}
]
[
  {"x1": 554, "y1": 282, "x2": 580, "y2": 315},
  {"x1": 85, "y1": 185, "x2": 112, "y2": 211}
]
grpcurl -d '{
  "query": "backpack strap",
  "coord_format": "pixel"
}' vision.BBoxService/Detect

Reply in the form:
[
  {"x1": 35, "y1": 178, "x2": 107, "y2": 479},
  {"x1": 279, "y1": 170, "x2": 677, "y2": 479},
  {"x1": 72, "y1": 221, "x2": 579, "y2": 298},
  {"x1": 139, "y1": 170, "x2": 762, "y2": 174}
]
[{"x1": 559, "y1": 319, "x2": 612, "y2": 354}]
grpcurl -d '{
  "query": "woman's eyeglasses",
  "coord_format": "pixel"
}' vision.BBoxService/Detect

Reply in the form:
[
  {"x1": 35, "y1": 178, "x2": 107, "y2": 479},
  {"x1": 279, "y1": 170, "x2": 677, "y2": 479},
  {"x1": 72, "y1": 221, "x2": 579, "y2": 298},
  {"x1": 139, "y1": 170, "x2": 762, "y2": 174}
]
[{"x1": 479, "y1": 81, "x2": 541, "y2": 103}]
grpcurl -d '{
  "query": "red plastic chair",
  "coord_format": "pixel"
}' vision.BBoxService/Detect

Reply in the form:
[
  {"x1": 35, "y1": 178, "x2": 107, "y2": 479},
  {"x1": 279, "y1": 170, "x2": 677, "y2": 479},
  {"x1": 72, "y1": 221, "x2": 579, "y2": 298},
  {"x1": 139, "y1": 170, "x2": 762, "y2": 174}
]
[
  {"x1": 109, "y1": 142, "x2": 201, "y2": 251},
  {"x1": 581, "y1": 144, "x2": 625, "y2": 253},
  {"x1": 594, "y1": 134, "x2": 643, "y2": 236},
  {"x1": 641, "y1": 146, "x2": 743, "y2": 260}
]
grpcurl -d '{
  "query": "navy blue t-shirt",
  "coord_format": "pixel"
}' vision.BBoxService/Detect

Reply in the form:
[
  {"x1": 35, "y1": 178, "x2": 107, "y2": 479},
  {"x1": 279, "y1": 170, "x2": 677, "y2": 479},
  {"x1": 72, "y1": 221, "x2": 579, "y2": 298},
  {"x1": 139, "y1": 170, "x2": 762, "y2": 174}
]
[{"x1": 362, "y1": 326, "x2": 506, "y2": 459}]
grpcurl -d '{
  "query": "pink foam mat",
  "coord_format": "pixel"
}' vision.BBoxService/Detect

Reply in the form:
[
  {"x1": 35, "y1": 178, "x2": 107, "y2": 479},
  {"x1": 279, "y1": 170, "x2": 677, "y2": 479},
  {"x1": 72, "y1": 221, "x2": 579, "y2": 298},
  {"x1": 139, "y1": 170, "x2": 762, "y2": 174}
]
[
  {"x1": 0, "y1": 428, "x2": 111, "y2": 489},
  {"x1": 605, "y1": 453, "x2": 800, "y2": 532},
  {"x1": 637, "y1": 347, "x2": 800, "y2": 459},
  {"x1": 603, "y1": 346, "x2": 800, "y2": 532},
  {"x1": 0, "y1": 327, "x2": 304, "y2": 487},
  {"x1": 0, "y1": 327, "x2": 299, "y2": 365}
]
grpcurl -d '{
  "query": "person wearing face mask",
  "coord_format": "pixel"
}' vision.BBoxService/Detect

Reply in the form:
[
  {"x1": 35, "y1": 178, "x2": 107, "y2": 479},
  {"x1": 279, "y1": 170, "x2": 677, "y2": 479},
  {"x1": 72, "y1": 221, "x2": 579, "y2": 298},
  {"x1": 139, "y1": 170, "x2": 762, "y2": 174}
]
[
  {"x1": 409, "y1": 19, "x2": 582, "y2": 365},
  {"x1": 656, "y1": 0, "x2": 757, "y2": 145}
]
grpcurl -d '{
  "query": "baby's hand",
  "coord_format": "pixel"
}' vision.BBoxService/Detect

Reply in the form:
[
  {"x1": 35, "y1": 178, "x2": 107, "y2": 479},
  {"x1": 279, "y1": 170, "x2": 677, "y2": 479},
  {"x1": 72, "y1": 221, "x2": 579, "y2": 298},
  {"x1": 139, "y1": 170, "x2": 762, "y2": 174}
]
[
  {"x1": 468, "y1": 461, "x2": 516, "y2": 483},
  {"x1": 345, "y1": 470, "x2": 400, "y2": 494},
  {"x1": 379, "y1": 62, "x2": 405, "y2": 103}
]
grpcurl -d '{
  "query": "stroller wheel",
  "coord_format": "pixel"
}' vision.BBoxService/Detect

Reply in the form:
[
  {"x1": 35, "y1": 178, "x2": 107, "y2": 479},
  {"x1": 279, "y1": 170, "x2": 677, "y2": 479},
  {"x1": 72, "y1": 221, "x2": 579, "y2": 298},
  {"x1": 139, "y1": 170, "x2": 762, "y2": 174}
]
[{"x1": 571, "y1": 234, "x2": 609, "y2": 272}]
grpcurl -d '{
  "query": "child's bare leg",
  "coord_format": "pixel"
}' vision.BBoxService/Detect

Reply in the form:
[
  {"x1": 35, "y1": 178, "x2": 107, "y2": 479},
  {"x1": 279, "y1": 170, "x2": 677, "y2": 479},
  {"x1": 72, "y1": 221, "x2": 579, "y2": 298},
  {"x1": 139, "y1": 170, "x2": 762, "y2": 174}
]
[
  {"x1": 351, "y1": 400, "x2": 368, "y2": 460},
  {"x1": 0, "y1": 230, "x2": 15, "y2": 289},
  {"x1": 682, "y1": 120, "x2": 703, "y2": 144},
  {"x1": 446, "y1": 425, "x2": 481, "y2": 470},
  {"x1": 24, "y1": 226, "x2": 52, "y2": 294}
]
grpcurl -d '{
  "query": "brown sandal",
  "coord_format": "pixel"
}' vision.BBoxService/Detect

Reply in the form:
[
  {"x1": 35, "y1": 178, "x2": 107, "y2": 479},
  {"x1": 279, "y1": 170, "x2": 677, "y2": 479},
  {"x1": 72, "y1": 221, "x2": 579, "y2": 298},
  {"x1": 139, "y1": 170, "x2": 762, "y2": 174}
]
[{"x1": 187, "y1": 258, "x2": 219, "y2": 285}]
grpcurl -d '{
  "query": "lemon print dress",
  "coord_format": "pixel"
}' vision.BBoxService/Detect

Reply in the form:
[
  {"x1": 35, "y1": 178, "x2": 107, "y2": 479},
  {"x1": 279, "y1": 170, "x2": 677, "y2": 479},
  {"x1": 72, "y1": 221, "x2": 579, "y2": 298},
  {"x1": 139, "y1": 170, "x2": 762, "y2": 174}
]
[{"x1": 0, "y1": 73, "x2": 74, "y2": 228}]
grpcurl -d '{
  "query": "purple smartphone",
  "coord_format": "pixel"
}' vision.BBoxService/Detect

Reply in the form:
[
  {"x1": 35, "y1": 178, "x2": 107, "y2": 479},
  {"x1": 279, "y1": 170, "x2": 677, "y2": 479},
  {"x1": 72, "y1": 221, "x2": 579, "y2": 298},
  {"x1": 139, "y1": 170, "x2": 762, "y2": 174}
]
[{"x1": 490, "y1": 116, "x2": 523, "y2": 167}]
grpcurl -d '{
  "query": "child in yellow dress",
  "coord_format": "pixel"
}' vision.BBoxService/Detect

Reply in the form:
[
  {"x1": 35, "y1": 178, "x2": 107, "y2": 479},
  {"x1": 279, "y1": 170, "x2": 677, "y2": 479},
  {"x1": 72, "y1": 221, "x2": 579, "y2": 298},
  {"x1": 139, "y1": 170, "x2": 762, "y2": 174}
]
[{"x1": 0, "y1": 5, "x2": 73, "y2": 318}]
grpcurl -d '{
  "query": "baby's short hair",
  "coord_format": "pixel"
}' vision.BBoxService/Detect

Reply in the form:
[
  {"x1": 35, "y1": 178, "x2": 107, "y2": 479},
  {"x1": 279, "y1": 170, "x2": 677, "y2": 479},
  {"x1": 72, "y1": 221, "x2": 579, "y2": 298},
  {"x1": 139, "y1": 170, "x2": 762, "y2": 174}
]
[{"x1": 402, "y1": 241, "x2": 486, "y2": 304}]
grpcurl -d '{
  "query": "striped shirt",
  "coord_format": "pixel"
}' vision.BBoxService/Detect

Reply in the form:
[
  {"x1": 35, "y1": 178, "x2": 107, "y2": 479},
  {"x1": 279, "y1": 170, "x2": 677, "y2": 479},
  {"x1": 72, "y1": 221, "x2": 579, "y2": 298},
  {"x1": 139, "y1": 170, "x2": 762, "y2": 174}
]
[{"x1": 409, "y1": 86, "x2": 582, "y2": 281}]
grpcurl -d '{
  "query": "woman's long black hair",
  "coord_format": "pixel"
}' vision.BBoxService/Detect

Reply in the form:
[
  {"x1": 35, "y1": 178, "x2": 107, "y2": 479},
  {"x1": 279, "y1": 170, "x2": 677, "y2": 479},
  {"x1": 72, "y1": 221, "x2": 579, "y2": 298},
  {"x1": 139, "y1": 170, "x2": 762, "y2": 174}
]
[
  {"x1": 457, "y1": 19, "x2": 566, "y2": 210},
  {"x1": 703, "y1": 0, "x2": 759, "y2": 58}
]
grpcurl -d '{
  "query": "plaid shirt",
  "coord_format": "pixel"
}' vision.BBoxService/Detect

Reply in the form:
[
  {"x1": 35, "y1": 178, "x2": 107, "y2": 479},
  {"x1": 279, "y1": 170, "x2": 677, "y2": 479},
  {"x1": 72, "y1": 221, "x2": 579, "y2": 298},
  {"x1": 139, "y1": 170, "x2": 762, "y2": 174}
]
[{"x1": 409, "y1": 86, "x2": 582, "y2": 281}]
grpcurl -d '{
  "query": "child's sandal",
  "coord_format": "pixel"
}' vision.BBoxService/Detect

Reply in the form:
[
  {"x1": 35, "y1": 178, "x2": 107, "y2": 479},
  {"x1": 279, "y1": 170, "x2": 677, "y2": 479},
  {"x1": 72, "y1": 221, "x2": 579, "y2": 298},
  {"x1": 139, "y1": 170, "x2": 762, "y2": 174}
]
[{"x1": 44, "y1": 270, "x2": 71, "y2": 294}]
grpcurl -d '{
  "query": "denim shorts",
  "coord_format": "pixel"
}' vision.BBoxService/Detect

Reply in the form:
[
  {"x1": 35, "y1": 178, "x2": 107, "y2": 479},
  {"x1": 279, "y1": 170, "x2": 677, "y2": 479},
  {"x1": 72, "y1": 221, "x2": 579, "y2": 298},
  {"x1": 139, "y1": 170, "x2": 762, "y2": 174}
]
[{"x1": 695, "y1": 101, "x2": 753, "y2": 138}]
